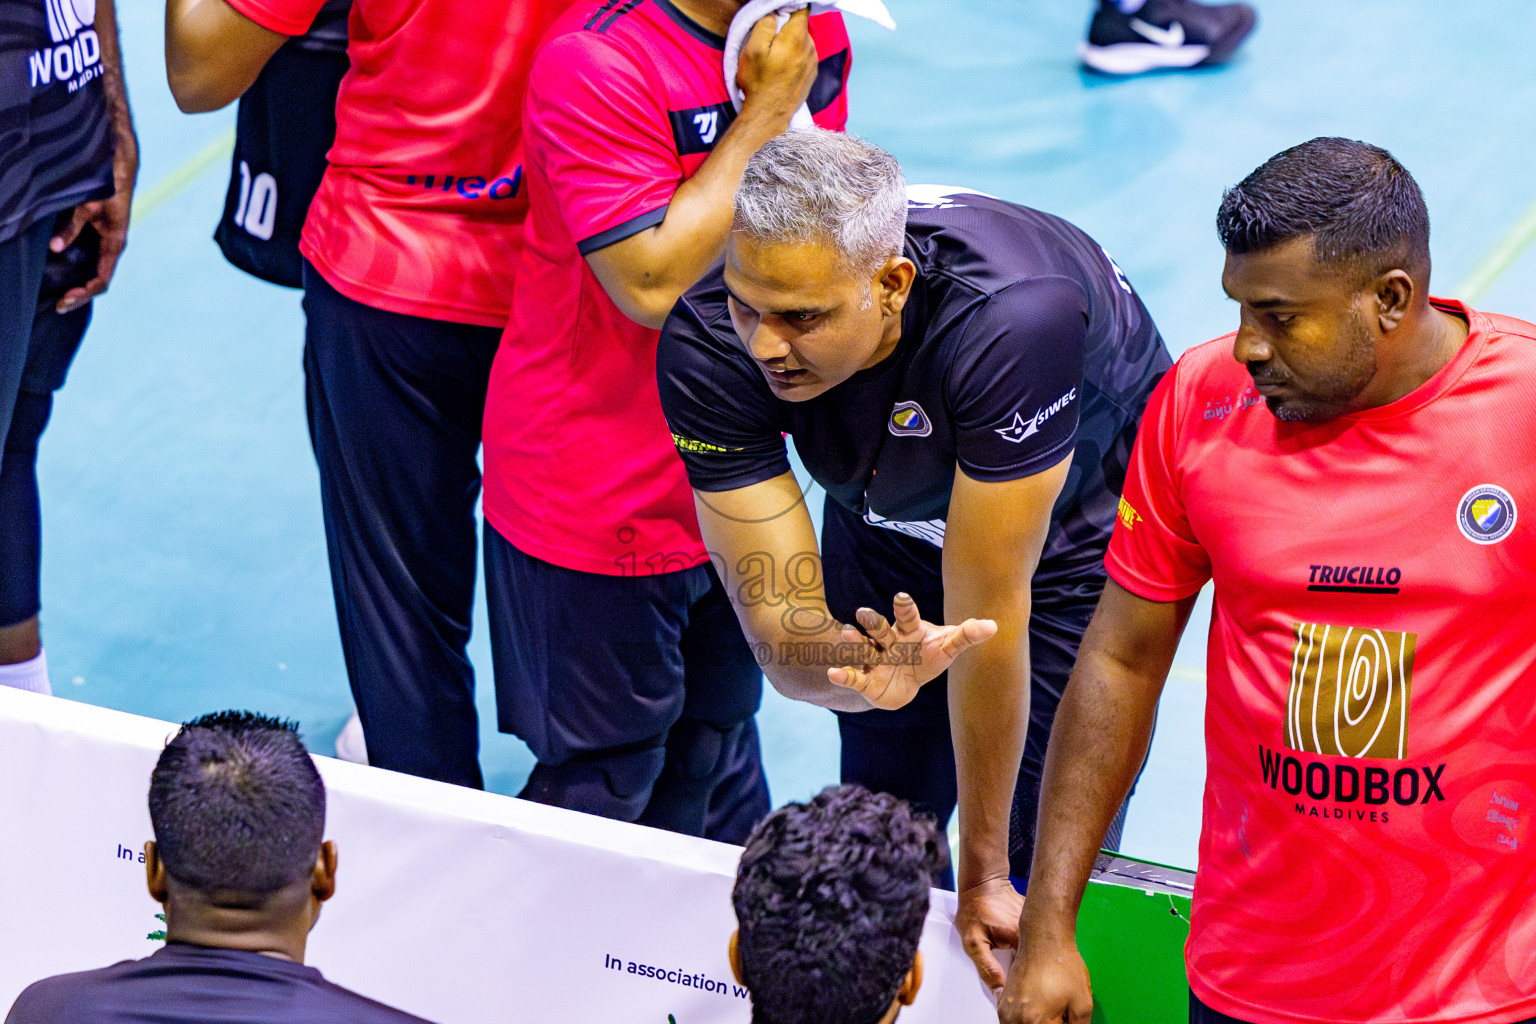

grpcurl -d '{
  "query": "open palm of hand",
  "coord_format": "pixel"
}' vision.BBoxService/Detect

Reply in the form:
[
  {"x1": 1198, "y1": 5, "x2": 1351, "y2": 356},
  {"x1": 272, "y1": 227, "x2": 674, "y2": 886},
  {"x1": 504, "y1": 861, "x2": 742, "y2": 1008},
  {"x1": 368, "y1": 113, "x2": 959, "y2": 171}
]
[{"x1": 826, "y1": 592, "x2": 997, "y2": 710}]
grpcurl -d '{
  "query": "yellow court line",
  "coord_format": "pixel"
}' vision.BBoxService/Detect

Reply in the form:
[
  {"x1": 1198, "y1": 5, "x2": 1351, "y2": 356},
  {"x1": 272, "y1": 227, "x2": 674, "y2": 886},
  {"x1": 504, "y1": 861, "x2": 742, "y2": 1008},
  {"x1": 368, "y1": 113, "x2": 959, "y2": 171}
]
[
  {"x1": 129, "y1": 125, "x2": 236, "y2": 224},
  {"x1": 1456, "y1": 196, "x2": 1536, "y2": 304}
]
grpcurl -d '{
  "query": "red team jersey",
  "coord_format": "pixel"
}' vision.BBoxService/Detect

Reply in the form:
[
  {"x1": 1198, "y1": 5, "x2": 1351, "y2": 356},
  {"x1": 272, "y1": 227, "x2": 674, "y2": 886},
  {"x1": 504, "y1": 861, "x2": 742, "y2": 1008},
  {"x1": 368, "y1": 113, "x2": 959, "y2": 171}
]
[
  {"x1": 225, "y1": 0, "x2": 574, "y2": 326},
  {"x1": 1108, "y1": 300, "x2": 1536, "y2": 1024},
  {"x1": 481, "y1": 0, "x2": 851, "y2": 576}
]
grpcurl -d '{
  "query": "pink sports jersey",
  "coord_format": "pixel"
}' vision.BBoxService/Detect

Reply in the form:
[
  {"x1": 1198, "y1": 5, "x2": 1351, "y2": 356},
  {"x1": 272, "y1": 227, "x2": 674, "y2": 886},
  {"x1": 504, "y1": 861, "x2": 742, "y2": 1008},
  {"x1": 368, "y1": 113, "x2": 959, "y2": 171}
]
[
  {"x1": 225, "y1": 0, "x2": 575, "y2": 327},
  {"x1": 480, "y1": 0, "x2": 850, "y2": 575},
  {"x1": 1108, "y1": 300, "x2": 1536, "y2": 1024}
]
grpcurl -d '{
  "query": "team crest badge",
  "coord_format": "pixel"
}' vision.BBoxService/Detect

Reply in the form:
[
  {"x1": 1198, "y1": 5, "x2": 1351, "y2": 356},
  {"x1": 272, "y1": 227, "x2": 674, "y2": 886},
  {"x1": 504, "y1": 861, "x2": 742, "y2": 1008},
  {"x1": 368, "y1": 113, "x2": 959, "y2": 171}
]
[
  {"x1": 888, "y1": 401, "x2": 932, "y2": 437},
  {"x1": 1457, "y1": 484, "x2": 1517, "y2": 545}
]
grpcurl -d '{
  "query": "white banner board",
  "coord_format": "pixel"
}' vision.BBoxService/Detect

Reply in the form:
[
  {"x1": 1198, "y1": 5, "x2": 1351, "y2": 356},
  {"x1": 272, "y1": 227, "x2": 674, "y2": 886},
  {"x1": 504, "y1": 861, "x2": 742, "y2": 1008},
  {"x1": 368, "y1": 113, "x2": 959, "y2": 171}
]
[{"x1": 0, "y1": 688, "x2": 1003, "y2": 1023}]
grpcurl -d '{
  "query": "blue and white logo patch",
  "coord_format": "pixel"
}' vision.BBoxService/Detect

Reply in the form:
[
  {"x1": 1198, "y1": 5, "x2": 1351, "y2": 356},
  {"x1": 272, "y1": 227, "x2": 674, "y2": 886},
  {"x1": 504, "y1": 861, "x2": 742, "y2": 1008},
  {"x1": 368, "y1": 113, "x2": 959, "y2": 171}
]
[
  {"x1": 888, "y1": 401, "x2": 932, "y2": 437},
  {"x1": 1457, "y1": 484, "x2": 1517, "y2": 545}
]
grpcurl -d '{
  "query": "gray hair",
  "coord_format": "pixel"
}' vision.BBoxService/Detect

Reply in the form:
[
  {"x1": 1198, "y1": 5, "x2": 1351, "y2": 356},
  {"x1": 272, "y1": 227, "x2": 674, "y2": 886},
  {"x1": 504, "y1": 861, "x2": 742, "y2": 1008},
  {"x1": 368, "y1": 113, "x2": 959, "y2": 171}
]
[{"x1": 733, "y1": 129, "x2": 907, "y2": 274}]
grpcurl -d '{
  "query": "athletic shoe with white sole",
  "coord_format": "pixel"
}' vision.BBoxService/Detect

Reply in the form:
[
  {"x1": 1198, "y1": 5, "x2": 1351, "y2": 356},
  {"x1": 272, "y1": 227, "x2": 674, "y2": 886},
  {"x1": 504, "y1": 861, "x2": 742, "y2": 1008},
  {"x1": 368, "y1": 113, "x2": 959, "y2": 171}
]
[
  {"x1": 334, "y1": 710, "x2": 369, "y2": 764},
  {"x1": 1080, "y1": 0, "x2": 1257, "y2": 76}
]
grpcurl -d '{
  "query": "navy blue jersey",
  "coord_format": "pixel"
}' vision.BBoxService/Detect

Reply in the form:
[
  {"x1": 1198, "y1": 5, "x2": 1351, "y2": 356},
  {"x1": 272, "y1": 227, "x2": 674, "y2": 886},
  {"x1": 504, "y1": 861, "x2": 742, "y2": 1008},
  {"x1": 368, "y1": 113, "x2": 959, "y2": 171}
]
[
  {"x1": 215, "y1": 3, "x2": 350, "y2": 288},
  {"x1": 0, "y1": 0, "x2": 113, "y2": 244},
  {"x1": 3, "y1": 943, "x2": 438, "y2": 1024},
  {"x1": 658, "y1": 187, "x2": 1172, "y2": 605}
]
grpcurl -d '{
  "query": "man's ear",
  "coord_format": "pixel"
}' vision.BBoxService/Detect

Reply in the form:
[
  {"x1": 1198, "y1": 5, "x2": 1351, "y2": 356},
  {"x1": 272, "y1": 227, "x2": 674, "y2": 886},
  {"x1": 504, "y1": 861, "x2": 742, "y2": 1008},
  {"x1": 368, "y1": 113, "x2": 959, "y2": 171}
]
[
  {"x1": 312, "y1": 840, "x2": 338, "y2": 903},
  {"x1": 877, "y1": 257, "x2": 916, "y2": 318},
  {"x1": 728, "y1": 930, "x2": 745, "y2": 986},
  {"x1": 1374, "y1": 269, "x2": 1414, "y2": 332},
  {"x1": 144, "y1": 841, "x2": 168, "y2": 904},
  {"x1": 897, "y1": 950, "x2": 923, "y2": 1006}
]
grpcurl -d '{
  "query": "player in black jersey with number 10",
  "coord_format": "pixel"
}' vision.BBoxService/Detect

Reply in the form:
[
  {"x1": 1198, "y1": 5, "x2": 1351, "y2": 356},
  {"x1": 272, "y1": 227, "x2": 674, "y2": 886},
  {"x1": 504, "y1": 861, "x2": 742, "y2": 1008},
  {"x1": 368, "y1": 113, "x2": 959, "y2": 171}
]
[{"x1": 657, "y1": 129, "x2": 1171, "y2": 990}]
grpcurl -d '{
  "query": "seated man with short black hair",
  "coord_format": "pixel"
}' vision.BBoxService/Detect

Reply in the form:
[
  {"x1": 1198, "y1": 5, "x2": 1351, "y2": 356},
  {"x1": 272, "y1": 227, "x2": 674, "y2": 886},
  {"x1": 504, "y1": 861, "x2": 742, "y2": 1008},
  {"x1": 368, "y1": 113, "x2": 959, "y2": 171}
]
[
  {"x1": 4, "y1": 710, "x2": 435, "y2": 1024},
  {"x1": 730, "y1": 784, "x2": 944, "y2": 1024}
]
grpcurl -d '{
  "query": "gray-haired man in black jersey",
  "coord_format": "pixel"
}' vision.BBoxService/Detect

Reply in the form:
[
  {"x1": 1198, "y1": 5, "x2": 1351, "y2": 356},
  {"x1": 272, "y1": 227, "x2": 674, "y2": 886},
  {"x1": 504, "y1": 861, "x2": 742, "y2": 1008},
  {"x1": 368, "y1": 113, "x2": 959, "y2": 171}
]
[{"x1": 656, "y1": 128, "x2": 1171, "y2": 991}]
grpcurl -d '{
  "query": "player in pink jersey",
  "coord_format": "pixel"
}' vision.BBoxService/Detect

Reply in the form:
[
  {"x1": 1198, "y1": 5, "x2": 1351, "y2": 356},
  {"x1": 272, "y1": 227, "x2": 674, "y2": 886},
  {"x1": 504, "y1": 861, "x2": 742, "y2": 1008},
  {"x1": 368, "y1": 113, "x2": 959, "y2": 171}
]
[
  {"x1": 1004, "y1": 138, "x2": 1536, "y2": 1024},
  {"x1": 479, "y1": 1, "x2": 846, "y2": 841},
  {"x1": 166, "y1": 0, "x2": 574, "y2": 787}
]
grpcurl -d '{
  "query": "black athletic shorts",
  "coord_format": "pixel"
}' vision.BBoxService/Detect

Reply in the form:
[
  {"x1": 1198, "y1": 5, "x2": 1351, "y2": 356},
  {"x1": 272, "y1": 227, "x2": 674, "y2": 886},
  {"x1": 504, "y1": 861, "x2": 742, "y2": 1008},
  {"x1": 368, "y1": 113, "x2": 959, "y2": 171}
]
[{"x1": 484, "y1": 524, "x2": 763, "y2": 766}]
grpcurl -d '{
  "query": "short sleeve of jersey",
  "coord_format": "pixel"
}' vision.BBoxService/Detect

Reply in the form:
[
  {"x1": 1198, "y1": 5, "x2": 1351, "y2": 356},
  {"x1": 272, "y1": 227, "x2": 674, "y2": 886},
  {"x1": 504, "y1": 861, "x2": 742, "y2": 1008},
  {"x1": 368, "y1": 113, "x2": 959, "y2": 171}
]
[
  {"x1": 4, "y1": 976, "x2": 65, "y2": 1024},
  {"x1": 224, "y1": 0, "x2": 327, "y2": 37},
  {"x1": 525, "y1": 31, "x2": 680, "y2": 256},
  {"x1": 657, "y1": 280, "x2": 790, "y2": 492},
  {"x1": 948, "y1": 277, "x2": 1088, "y2": 481},
  {"x1": 1104, "y1": 358, "x2": 1211, "y2": 600}
]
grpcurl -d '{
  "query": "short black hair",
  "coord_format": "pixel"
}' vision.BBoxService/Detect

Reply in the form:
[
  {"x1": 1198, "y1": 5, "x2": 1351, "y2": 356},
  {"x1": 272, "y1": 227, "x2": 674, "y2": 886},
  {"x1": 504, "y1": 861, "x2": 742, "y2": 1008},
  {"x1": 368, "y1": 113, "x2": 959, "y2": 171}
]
[
  {"x1": 733, "y1": 785, "x2": 946, "y2": 1024},
  {"x1": 1217, "y1": 137, "x2": 1430, "y2": 284},
  {"x1": 148, "y1": 711, "x2": 325, "y2": 895}
]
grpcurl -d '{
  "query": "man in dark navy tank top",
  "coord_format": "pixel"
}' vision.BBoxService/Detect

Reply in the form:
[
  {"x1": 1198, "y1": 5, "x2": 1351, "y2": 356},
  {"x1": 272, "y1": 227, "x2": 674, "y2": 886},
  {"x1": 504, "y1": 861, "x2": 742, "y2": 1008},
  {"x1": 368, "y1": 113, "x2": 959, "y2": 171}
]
[
  {"x1": 3, "y1": 711, "x2": 436, "y2": 1024},
  {"x1": 657, "y1": 129, "x2": 1171, "y2": 989}
]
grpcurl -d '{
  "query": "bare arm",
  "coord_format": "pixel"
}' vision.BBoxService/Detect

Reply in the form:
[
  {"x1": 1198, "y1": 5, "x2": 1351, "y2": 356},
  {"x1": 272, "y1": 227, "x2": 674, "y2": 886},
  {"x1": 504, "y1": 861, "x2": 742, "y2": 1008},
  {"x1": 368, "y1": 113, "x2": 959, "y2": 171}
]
[
  {"x1": 96, "y1": 0, "x2": 136, "y2": 184},
  {"x1": 165, "y1": 0, "x2": 288, "y2": 112},
  {"x1": 694, "y1": 472, "x2": 995, "y2": 713},
  {"x1": 693, "y1": 472, "x2": 867, "y2": 711},
  {"x1": 999, "y1": 579, "x2": 1196, "y2": 1024},
  {"x1": 50, "y1": 0, "x2": 137, "y2": 312},
  {"x1": 942, "y1": 458, "x2": 1071, "y2": 987},
  {"x1": 584, "y1": 11, "x2": 818, "y2": 329}
]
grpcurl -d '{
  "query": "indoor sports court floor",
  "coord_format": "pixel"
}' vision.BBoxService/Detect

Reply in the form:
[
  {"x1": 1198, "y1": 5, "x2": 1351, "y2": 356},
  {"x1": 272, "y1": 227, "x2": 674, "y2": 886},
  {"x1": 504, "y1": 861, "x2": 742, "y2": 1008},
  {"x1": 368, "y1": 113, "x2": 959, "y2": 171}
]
[{"x1": 36, "y1": 0, "x2": 1536, "y2": 870}]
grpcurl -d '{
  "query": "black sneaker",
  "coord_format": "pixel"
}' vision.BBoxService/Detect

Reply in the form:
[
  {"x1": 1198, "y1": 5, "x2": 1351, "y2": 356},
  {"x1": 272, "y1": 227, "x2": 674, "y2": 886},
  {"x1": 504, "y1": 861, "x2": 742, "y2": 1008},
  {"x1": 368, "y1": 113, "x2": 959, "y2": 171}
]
[{"x1": 1080, "y1": 0, "x2": 1257, "y2": 75}]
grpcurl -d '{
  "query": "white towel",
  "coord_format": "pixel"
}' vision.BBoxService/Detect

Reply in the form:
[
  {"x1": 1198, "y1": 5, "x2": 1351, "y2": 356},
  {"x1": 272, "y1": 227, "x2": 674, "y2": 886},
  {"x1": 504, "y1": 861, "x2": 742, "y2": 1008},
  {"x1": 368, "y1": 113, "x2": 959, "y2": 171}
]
[{"x1": 723, "y1": 0, "x2": 896, "y2": 129}]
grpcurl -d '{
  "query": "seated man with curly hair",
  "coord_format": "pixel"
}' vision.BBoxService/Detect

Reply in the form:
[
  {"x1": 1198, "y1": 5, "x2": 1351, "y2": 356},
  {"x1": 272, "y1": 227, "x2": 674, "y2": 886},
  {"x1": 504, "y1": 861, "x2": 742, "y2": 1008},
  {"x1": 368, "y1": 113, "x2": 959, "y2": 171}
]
[{"x1": 730, "y1": 784, "x2": 945, "y2": 1024}]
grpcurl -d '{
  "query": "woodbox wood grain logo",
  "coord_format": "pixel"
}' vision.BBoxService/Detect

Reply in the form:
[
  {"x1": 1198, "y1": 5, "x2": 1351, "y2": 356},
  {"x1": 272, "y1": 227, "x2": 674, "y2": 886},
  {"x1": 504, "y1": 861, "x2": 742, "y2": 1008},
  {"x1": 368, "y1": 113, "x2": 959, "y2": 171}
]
[{"x1": 1284, "y1": 622, "x2": 1417, "y2": 760}]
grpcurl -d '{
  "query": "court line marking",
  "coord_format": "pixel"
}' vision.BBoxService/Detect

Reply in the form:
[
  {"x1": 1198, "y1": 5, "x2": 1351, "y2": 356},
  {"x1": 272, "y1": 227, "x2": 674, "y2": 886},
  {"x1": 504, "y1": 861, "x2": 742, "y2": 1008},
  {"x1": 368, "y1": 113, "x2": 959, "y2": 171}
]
[
  {"x1": 1456, "y1": 196, "x2": 1536, "y2": 303},
  {"x1": 130, "y1": 126, "x2": 236, "y2": 224}
]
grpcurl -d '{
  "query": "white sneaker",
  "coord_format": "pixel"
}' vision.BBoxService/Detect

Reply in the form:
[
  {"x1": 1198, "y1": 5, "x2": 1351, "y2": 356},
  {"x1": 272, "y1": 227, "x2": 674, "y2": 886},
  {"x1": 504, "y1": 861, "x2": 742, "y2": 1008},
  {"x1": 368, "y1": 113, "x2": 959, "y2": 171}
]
[{"x1": 334, "y1": 711, "x2": 369, "y2": 764}]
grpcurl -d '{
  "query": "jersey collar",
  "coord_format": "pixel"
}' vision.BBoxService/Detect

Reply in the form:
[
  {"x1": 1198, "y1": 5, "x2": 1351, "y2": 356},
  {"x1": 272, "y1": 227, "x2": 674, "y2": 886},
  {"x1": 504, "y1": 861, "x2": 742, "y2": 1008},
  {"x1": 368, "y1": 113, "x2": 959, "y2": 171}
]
[
  {"x1": 652, "y1": 0, "x2": 727, "y2": 49},
  {"x1": 1335, "y1": 296, "x2": 1485, "y2": 424}
]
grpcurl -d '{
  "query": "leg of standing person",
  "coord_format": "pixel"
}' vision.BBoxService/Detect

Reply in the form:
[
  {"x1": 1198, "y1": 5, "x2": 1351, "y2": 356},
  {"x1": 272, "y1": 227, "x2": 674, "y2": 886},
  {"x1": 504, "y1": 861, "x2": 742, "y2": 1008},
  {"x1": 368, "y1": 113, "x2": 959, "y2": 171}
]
[
  {"x1": 486, "y1": 525, "x2": 765, "y2": 835},
  {"x1": 822, "y1": 497, "x2": 959, "y2": 884},
  {"x1": 701, "y1": 717, "x2": 770, "y2": 843},
  {"x1": 644, "y1": 568, "x2": 770, "y2": 843},
  {"x1": 1007, "y1": 599, "x2": 1139, "y2": 880},
  {"x1": 0, "y1": 220, "x2": 52, "y2": 488},
  {"x1": 0, "y1": 299, "x2": 91, "y2": 697},
  {"x1": 485, "y1": 524, "x2": 685, "y2": 820},
  {"x1": 0, "y1": 219, "x2": 63, "y2": 693},
  {"x1": 301, "y1": 262, "x2": 497, "y2": 788},
  {"x1": 838, "y1": 698, "x2": 960, "y2": 888}
]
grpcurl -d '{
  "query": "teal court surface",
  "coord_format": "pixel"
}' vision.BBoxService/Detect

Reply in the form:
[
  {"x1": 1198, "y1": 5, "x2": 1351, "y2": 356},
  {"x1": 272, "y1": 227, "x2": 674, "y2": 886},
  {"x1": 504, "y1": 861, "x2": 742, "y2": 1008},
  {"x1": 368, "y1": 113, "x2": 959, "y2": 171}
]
[{"x1": 32, "y1": 0, "x2": 1536, "y2": 870}]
